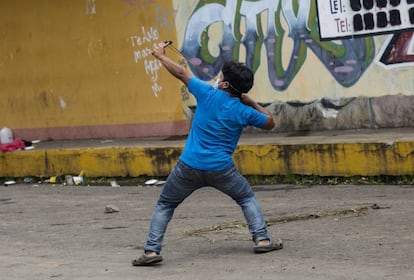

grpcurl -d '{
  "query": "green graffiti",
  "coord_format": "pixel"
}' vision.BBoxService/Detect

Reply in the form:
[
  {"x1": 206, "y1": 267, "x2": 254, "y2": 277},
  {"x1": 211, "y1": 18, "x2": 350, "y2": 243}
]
[{"x1": 181, "y1": 0, "x2": 375, "y2": 90}]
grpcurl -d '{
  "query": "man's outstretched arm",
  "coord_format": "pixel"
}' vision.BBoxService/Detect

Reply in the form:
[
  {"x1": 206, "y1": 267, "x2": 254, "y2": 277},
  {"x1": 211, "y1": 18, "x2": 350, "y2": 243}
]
[{"x1": 152, "y1": 43, "x2": 192, "y2": 86}]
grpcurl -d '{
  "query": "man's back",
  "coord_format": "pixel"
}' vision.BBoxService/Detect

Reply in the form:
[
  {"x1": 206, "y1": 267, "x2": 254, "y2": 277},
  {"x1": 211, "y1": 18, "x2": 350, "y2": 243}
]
[{"x1": 179, "y1": 77, "x2": 267, "y2": 171}]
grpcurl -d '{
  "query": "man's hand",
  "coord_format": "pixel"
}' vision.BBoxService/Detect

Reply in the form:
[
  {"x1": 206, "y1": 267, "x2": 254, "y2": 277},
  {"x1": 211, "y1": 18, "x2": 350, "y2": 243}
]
[
  {"x1": 152, "y1": 43, "x2": 167, "y2": 59},
  {"x1": 151, "y1": 41, "x2": 192, "y2": 86}
]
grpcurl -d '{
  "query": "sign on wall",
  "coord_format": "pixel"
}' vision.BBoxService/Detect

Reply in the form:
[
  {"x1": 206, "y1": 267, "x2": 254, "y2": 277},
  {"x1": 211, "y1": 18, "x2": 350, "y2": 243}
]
[{"x1": 316, "y1": 0, "x2": 414, "y2": 40}]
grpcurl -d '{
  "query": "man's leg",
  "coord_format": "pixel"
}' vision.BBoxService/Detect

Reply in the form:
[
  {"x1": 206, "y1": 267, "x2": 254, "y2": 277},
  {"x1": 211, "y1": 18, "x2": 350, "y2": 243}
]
[
  {"x1": 133, "y1": 160, "x2": 203, "y2": 265},
  {"x1": 208, "y1": 165, "x2": 282, "y2": 252},
  {"x1": 208, "y1": 165, "x2": 270, "y2": 243}
]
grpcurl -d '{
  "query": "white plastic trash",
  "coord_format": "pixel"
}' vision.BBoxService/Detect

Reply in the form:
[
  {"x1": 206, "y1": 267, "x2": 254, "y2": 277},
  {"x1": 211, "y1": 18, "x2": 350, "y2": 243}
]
[
  {"x1": 0, "y1": 127, "x2": 13, "y2": 144},
  {"x1": 145, "y1": 179, "x2": 158, "y2": 185},
  {"x1": 73, "y1": 176, "x2": 84, "y2": 185},
  {"x1": 4, "y1": 180, "x2": 16, "y2": 186}
]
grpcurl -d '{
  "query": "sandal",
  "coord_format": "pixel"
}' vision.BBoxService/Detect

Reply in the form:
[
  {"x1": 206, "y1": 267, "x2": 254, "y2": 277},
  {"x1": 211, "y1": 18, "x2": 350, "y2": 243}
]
[
  {"x1": 132, "y1": 253, "x2": 163, "y2": 266},
  {"x1": 254, "y1": 238, "x2": 283, "y2": 254}
]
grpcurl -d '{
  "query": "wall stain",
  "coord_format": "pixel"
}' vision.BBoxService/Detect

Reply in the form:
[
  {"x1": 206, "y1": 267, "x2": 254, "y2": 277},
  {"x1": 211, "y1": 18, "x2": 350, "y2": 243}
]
[
  {"x1": 145, "y1": 147, "x2": 182, "y2": 174},
  {"x1": 38, "y1": 91, "x2": 49, "y2": 107}
]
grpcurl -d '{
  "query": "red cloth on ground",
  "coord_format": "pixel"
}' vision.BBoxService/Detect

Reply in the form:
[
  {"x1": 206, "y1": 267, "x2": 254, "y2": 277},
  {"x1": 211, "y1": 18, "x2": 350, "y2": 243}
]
[{"x1": 0, "y1": 138, "x2": 26, "y2": 152}]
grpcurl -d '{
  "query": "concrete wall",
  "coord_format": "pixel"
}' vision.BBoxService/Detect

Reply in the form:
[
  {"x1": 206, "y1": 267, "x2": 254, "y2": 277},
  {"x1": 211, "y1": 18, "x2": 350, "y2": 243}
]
[
  {"x1": 1, "y1": 0, "x2": 413, "y2": 141},
  {"x1": 175, "y1": 0, "x2": 414, "y2": 132}
]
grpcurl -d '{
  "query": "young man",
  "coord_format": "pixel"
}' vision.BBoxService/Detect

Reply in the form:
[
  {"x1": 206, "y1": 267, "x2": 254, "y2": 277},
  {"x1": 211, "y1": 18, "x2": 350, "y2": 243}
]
[{"x1": 132, "y1": 43, "x2": 282, "y2": 266}]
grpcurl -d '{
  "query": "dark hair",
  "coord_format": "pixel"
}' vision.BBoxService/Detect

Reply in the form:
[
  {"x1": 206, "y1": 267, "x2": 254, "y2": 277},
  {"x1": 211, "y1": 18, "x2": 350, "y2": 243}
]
[{"x1": 221, "y1": 61, "x2": 254, "y2": 95}]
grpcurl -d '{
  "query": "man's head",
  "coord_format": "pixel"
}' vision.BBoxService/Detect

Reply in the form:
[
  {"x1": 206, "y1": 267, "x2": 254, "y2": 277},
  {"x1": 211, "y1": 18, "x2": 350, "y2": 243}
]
[{"x1": 218, "y1": 61, "x2": 254, "y2": 95}]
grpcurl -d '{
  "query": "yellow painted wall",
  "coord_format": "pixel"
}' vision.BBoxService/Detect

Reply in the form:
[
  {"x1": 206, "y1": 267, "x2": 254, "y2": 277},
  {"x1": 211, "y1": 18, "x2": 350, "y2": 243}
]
[
  {"x1": 1, "y1": 0, "x2": 413, "y2": 141},
  {"x1": 0, "y1": 0, "x2": 187, "y2": 139}
]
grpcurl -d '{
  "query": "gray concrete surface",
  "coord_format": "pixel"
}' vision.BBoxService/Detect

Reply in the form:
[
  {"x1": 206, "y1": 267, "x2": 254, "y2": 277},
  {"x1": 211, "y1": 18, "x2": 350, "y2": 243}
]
[
  {"x1": 1, "y1": 183, "x2": 413, "y2": 280},
  {"x1": 20, "y1": 127, "x2": 414, "y2": 150}
]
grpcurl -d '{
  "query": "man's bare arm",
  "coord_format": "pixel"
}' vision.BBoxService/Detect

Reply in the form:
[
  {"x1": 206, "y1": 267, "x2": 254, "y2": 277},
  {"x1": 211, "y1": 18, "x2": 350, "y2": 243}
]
[{"x1": 152, "y1": 43, "x2": 192, "y2": 86}]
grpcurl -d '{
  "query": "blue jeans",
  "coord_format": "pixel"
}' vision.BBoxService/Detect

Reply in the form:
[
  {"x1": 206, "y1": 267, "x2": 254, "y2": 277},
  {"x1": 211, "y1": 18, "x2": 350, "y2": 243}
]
[{"x1": 143, "y1": 160, "x2": 270, "y2": 253}]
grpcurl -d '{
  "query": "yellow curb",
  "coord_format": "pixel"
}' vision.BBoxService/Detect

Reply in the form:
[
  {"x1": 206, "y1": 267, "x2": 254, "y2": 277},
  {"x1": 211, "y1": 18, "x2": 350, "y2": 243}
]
[{"x1": 1, "y1": 141, "x2": 413, "y2": 177}]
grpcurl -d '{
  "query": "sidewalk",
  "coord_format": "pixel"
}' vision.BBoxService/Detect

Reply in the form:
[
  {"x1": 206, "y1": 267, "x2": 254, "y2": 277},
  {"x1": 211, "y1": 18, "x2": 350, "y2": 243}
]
[
  {"x1": 1, "y1": 128, "x2": 414, "y2": 178},
  {"x1": 0, "y1": 183, "x2": 413, "y2": 279}
]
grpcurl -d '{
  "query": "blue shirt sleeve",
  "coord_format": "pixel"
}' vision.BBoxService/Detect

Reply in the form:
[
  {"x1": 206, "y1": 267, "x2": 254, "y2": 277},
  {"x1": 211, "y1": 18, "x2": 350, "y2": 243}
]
[
  {"x1": 243, "y1": 106, "x2": 268, "y2": 128},
  {"x1": 188, "y1": 77, "x2": 214, "y2": 101}
]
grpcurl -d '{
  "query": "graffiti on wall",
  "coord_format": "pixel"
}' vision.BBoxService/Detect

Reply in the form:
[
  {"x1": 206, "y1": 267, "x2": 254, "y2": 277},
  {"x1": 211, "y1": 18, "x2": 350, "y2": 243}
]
[
  {"x1": 86, "y1": 0, "x2": 96, "y2": 15},
  {"x1": 379, "y1": 31, "x2": 414, "y2": 68},
  {"x1": 129, "y1": 26, "x2": 163, "y2": 96},
  {"x1": 180, "y1": 0, "x2": 414, "y2": 91},
  {"x1": 123, "y1": 0, "x2": 176, "y2": 97}
]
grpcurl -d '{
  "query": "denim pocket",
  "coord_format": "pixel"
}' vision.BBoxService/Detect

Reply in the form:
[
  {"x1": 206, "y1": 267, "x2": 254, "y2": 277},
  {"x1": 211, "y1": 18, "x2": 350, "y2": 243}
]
[{"x1": 172, "y1": 160, "x2": 202, "y2": 186}]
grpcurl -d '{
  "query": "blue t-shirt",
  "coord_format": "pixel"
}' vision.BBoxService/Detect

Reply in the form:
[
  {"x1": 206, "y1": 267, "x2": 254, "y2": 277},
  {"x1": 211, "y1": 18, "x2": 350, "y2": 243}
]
[{"x1": 179, "y1": 77, "x2": 267, "y2": 171}]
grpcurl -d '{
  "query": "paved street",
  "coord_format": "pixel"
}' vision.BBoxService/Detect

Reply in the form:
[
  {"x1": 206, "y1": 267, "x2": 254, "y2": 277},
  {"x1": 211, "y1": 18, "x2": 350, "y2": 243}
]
[{"x1": 1, "y1": 183, "x2": 413, "y2": 280}]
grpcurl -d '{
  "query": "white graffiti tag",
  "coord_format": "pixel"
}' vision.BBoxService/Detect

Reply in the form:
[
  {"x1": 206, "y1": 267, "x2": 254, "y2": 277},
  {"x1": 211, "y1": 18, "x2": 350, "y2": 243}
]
[{"x1": 130, "y1": 26, "x2": 163, "y2": 96}]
